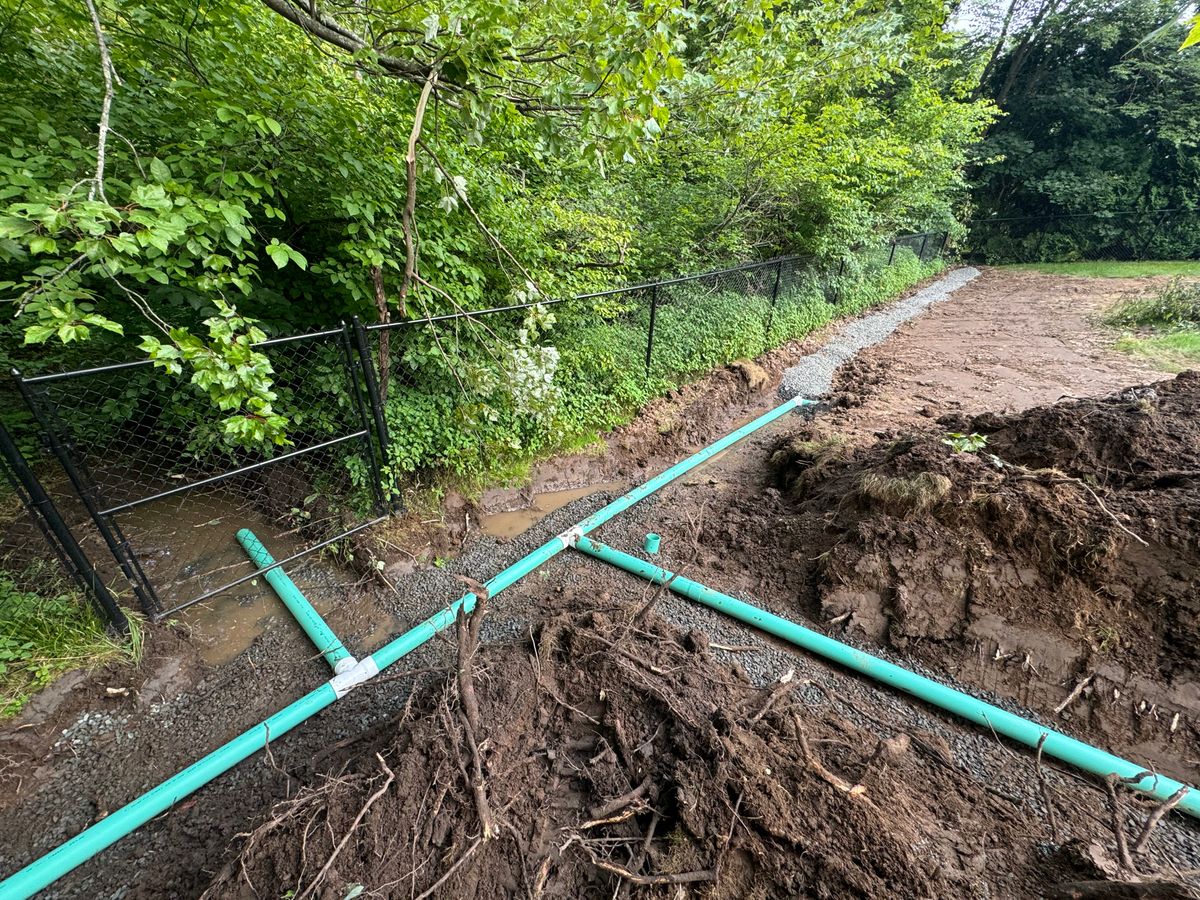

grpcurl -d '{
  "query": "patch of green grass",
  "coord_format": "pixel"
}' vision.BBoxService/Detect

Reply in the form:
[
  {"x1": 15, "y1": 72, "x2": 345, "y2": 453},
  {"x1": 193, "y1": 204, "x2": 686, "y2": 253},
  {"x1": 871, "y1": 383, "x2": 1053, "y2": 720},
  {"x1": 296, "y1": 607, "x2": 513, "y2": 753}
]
[
  {"x1": 0, "y1": 572, "x2": 141, "y2": 719},
  {"x1": 1104, "y1": 279, "x2": 1200, "y2": 373},
  {"x1": 1103, "y1": 279, "x2": 1200, "y2": 330},
  {"x1": 1114, "y1": 331, "x2": 1200, "y2": 373},
  {"x1": 1003, "y1": 260, "x2": 1200, "y2": 278}
]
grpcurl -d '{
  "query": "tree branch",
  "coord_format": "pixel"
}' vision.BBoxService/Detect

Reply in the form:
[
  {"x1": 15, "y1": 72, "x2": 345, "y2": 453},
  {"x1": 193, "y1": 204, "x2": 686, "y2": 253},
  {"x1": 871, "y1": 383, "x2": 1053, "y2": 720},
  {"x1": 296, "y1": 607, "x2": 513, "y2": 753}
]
[
  {"x1": 83, "y1": 0, "x2": 120, "y2": 204},
  {"x1": 398, "y1": 70, "x2": 438, "y2": 317},
  {"x1": 258, "y1": 0, "x2": 432, "y2": 82}
]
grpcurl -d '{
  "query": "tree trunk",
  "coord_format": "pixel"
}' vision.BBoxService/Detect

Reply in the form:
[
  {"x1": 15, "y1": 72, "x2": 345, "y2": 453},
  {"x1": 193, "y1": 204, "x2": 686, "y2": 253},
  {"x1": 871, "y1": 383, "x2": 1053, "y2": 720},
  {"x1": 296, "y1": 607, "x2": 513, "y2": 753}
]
[{"x1": 370, "y1": 264, "x2": 391, "y2": 405}]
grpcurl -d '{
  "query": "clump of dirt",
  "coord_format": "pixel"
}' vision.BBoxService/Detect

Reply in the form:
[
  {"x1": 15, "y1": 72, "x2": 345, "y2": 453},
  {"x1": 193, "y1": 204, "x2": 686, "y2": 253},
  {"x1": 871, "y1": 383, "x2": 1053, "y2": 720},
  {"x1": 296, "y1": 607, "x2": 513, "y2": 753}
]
[
  {"x1": 204, "y1": 599, "x2": 1086, "y2": 899},
  {"x1": 769, "y1": 372, "x2": 1200, "y2": 683}
]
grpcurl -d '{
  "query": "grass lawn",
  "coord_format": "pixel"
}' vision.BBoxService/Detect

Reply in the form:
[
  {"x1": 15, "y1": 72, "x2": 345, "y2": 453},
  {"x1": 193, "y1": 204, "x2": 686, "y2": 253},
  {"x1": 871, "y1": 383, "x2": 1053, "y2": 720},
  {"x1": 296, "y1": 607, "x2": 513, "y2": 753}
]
[
  {"x1": 0, "y1": 572, "x2": 141, "y2": 719},
  {"x1": 1114, "y1": 331, "x2": 1200, "y2": 372},
  {"x1": 1004, "y1": 260, "x2": 1200, "y2": 278}
]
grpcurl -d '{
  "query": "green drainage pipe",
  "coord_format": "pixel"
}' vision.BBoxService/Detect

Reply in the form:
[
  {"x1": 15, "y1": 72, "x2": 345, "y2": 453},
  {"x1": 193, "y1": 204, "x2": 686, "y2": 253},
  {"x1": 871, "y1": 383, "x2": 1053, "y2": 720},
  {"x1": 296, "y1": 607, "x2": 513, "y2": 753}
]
[
  {"x1": 0, "y1": 397, "x2": 813, "y2": 900},
  {"x1": 0, "y1": 684, "x2": 338, "y2": 900},
  {"x1": 236, "y1": 528, "x2": 355, "y2": 674},
  {"x1": 573, "y1": 536, "x2": 1200, "y2": 818}
]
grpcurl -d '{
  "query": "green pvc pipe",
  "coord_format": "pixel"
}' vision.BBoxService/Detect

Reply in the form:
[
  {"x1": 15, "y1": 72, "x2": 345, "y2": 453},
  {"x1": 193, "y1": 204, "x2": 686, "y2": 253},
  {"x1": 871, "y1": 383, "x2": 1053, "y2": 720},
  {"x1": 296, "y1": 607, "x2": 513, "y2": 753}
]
[
  {"x1": 237, "y1": 528, "x2": 354, "y2": 674},
  {"x1": 0, "y1": 397, "x2": 813, "y2": 899},
  {"x1": 0, "y1": 683, "x2": 338, "y2": 900},
  {"x1": 573, "y1": 536, "x2": 1200, "y2": 818}
]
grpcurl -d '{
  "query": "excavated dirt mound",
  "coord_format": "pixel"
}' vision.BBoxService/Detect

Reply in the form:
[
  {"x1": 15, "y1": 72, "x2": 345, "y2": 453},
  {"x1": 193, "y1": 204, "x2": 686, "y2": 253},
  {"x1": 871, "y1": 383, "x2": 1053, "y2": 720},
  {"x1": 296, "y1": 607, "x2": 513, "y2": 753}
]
[
  {"x1": 770, "y1": 372, "x2": 1200, "y2": 685},
  {"x1": 202, "y1": 600, "x2": 1135, "y2": 900}
]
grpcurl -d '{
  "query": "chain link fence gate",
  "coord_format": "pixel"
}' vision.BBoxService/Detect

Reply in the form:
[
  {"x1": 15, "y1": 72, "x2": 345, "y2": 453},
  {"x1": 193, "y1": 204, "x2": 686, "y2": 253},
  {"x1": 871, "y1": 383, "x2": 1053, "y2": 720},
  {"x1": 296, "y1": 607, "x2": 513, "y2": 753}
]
[{"x1": 11, "y1": 325, "x2": 389, "y2": 620}]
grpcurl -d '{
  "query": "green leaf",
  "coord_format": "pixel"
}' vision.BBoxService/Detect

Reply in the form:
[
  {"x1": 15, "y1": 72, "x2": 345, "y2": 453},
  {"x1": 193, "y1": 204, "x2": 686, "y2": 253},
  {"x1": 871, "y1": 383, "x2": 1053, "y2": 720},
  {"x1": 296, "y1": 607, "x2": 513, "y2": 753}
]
[
  {"x1": 0, "y1": 216, "x2": 35, "y2": 239},
  {"x1": 22, "y1": 324, "x2": 56, "y2": 343},
  {"x1": 286, "y1": 246, "x2": 308, "y2": 270},
  {"x1": 267, "y1": 244, "x2": 289, "y2": 268},
  {"x1": 1183, "y1": 19, "x2": 1200, "y2": 49},
  {"x1": 149, "y1": 157, "x2": 172, "y2": 182}
]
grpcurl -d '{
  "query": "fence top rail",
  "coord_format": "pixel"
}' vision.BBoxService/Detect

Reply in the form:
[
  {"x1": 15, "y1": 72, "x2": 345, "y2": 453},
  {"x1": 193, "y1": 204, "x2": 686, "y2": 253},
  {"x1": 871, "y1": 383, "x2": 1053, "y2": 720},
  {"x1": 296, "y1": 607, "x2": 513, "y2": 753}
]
[
  {"x1": 18, "y1": 325, "x2": 348, "y2": 385},
  {"x1": 365, "y1": 294, "x2": 576, "y2": 332},
  {"x1": 573, "y1": 254, "x2": 808, "y2": 301},
  {"x1": 965, "y1": 208, "x2": 1196, "y2": 225},
  {"x1": 17, "y1": 234, "x2": 943, "y2": 382}
]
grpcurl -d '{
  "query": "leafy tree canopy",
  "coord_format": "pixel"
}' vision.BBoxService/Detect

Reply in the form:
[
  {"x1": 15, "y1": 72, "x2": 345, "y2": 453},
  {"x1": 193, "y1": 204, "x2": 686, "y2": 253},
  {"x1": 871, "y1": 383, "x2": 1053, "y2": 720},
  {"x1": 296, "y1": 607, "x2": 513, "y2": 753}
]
[
  {"x1": 0, "y1": 0, "x2": 989, "y2": 446},
  {"x1": 967, "y1": 0, "x2": 1200, "y2": 220}
]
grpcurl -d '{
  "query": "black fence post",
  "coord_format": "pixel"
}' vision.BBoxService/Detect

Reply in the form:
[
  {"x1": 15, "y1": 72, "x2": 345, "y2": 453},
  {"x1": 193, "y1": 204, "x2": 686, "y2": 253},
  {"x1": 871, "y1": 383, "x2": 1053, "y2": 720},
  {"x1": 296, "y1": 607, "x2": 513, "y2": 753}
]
[
  {"x1": 339, "y1": 323, "x2": 387, "y2": 514},
  {"x1": 351, "y1": 316, "x2": 397, "y2": 511},
  {"x1": 0, "y1": 422, "x2": 128, "y2": 633},
  {"x1": 918, "y1": 233, "x2": 930, "y2": 263},
  {"x1": 765, "y1": 259, "x2": 783, "y2": 335},
  {"x1": 938, "y1": 232, "x2": 949, "y2": 259},
  {"x1": 887, "y1": 240, "x2": 897, "y2": 266},
  {"x1": 833, "y1": 258, "x2": 847, "y2": 304},
  {"x1": 1032, "y1": 225, "x2": 1048, "y2": 264},
  {"x1": 12, "y1": 369, "x2": 161, "y2": 617},
  {"x1": 645, "y1": 284, "x2": 659, "y2": 379},
  {"x1": 1137, "y1": 210, "x2": 1168, "y2": 261}
]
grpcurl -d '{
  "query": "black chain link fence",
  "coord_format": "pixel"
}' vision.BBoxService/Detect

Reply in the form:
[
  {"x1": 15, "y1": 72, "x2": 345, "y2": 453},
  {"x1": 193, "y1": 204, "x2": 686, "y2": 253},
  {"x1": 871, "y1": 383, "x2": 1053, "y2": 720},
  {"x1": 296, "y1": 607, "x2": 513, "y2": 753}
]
[
  {"x1": 963, "y1": 209, "x2": 1200, "y2": 265},
  {"x1": 11, "y1": 327, "x2": 387, "y2": 619},
  {"x1": 5, "y1": 232, "x2": 947, "y2": 625}
]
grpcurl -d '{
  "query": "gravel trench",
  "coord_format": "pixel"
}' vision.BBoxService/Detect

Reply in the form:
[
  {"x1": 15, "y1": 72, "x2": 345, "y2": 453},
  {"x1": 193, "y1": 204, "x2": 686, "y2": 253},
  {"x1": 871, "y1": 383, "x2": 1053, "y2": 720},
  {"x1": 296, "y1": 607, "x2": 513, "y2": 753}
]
[{"x1": 778, "y1": 265, "x2": 980, "y2": 400}]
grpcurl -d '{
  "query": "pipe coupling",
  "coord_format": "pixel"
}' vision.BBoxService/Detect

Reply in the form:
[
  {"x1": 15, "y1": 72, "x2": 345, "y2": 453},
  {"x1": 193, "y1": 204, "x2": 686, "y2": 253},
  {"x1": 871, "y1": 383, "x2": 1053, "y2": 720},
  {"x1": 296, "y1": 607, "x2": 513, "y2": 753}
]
[{"x1": 329, "y1": 656, "x2": 379, "y2": 698}]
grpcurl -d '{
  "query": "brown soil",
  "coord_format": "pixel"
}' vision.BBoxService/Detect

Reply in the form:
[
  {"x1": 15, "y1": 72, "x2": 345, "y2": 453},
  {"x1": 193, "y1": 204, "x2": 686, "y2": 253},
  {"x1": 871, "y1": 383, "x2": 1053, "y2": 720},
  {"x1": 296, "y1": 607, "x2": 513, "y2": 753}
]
[
  {"x1": 8, "y1": 268, "x2": 1200, "y2": 899},
  {"x1": 204, "y1": 599, "x2": 1153, "y2": 900},
  {"x1": 367, "y1": 353, "x2": 813, "y2": 574},
  {"x1": 772, "y1": 371, "x2": 1199, "y2": 690}
]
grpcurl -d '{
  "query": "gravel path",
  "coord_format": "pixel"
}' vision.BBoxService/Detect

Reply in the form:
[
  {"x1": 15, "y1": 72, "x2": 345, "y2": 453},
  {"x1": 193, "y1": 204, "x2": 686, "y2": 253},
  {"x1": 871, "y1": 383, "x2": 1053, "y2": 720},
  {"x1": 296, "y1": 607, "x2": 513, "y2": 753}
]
[{"x1": 778, "y1": 266, "x2": 980, "y2": 400}]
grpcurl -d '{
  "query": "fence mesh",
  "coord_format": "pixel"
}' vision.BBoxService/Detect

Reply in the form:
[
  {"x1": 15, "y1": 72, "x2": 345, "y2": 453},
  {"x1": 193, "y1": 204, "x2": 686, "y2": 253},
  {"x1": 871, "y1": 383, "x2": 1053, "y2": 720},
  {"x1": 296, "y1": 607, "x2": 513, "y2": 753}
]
[
  {"x1": 15, "y1": 329, "x2": 384, "y2": 617},
  {"x1": 964, "y1": 210, "x2": 1200, "y2": 265},
  {"x1": 4, "y1": 232, "x2": 947, "y2": 622}
]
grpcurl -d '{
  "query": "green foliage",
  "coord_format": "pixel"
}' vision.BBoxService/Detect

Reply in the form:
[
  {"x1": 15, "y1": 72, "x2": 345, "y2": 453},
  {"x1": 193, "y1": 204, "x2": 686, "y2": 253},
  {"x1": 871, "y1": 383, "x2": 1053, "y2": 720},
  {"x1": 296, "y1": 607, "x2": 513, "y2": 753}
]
[
  {"x1": 1114, "y1": 330, "x2": 1200, "y2": 372},
  {"x1": 1106, "y1": 278, "x2": 1200, "y2": 374},
  {"x1": 139, "y1": 300, "x2": 288, "y2": 447},
  {"x1": 381, "y1": 248, "x2": 941, "y2": 486},
  {"x1": 970, "y1": 0, "x2": 1200, "y2": 235},
  {"x1": 1103, "y1": 279, "x2": 1200, "y2": 330},
  {"x1": 942, "y1": 432, "x2": 988, "y2": 453},
  {"x1": 1, "y1": 1, "x2": 985, "y2": 432},
  {"x1": 1184, "y1": 14, "x2": 1200, "y2": 49},
  {"x1": 0, "y1": 571, "x2": 141, "y2": 719}
]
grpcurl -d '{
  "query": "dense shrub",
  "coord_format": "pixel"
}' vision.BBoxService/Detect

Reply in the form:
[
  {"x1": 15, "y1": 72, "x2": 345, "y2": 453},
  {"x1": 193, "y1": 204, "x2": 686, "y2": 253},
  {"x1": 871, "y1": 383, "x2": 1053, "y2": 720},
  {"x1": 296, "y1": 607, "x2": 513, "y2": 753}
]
[{"x1": 1104, "y1": 280, "x2": 1200, "y2": 331}]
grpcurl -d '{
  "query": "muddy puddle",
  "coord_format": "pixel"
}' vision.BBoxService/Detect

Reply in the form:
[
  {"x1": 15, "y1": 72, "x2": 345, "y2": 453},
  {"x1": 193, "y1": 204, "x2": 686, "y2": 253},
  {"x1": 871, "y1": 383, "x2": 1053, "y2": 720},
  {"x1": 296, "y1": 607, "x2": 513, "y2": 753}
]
[
  {"x1": 174, "y1": 578, "x2": 333, "y2": 667},
  {"x1": 478, "y1": 482, "x2": 626, "y2": 539},
  {"x1": 120, "y1": 490, "x2": 359, "y2": 666}
]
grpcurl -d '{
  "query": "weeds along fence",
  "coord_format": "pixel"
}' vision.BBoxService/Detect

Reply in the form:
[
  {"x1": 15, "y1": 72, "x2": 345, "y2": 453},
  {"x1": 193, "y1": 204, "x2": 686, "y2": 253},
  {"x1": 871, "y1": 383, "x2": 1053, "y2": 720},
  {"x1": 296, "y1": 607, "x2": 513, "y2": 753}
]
[
  {"x1": 0, "y1": 423, "x2": 128, "y2": 631},
  {"x1": 3, "y1": 232, "x2": 947, "y2": 625},
  {"x1": 963, "y1": 208, "x2": 1200, "y2": 265}
]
